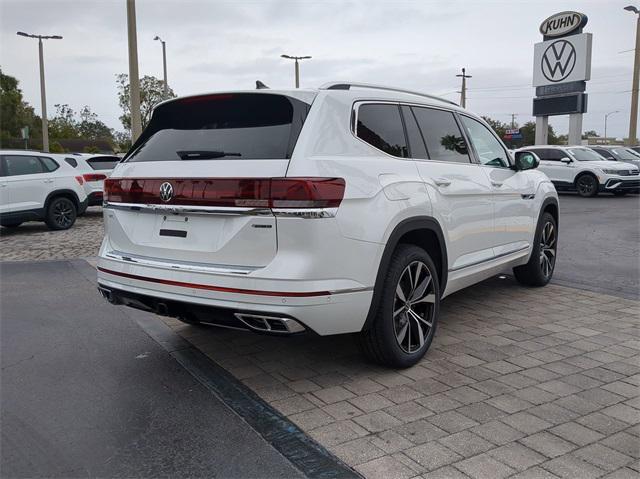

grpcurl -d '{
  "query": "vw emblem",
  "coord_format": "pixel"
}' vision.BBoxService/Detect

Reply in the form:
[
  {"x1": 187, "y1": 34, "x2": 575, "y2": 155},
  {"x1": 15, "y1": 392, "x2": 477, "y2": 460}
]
[
  {"x1": 541, "y1": 40, "x2": 576, "y2": 83},
  {"x1": 159, "y1": 182, "x2": 174, "y2": 202}
]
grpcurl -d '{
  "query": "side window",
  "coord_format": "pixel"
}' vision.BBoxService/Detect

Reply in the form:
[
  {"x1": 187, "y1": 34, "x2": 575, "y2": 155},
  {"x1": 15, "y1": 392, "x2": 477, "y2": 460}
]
[
  {"x1": 528, "y1": 149, "x2": 547, "y2": 160},
  {"x1": 411, "y1": 107, "x2": 471, "y2": 163},
  {"x1": 400, "y1": 106, "x2": 428, "y2": 160},
  {"x1": 356, "y1": 104, "x2": 408, "y2": 158},
  {"x1": 64, "y1": 157, "x2": 78, "y2": 168},
  {"x1": 545, "y1": 149, "x2": 566, "y2": 161},
  {"x1": 460, "y1": 116, "x2": 510, "y2": 168},
  {"x1": 39, "y1": 156, "x2": 60, "y2": 172},
  {"x1": 3, "y1": 155, "x2": 46, "y2": 176}
]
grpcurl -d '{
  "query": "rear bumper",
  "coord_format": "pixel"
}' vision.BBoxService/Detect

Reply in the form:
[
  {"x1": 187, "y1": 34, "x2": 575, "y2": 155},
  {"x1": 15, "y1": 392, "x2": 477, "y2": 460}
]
[
  {"x1": 96, "y1": 258, "x2": 373, "y2": 336},
  {"x1": 87, "y1": 191, "x2": 104, "y2": 206}
]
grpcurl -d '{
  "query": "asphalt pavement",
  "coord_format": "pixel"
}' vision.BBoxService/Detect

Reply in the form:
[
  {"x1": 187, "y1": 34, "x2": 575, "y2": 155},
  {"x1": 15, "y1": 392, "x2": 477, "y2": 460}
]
[
  {"x1": 0, "y1": 260, "x2": 307, "y2": 478},
  {"x1": 553, "y1": 192, "x2": 640, "y2": 299}
]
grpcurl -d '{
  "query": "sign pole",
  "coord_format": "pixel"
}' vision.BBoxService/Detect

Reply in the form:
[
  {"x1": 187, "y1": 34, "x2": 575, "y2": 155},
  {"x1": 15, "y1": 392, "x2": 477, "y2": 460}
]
[
  {"x1": 535, "y1": 116, "x2": 549, "y2": 144},
  {"x1": 568, "y1": 113, "x2": 583, "y2": 145}
]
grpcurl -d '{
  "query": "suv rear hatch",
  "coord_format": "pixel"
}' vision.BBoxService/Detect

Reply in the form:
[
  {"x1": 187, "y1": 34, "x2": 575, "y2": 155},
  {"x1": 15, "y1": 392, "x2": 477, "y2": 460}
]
[{"x1": 104, "y1": 92, "x2": 314, "y2": 269}]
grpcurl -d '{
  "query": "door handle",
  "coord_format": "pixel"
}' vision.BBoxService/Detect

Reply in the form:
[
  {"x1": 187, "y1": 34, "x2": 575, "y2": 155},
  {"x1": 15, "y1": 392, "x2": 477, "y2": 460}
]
[
  {"x1": 44, "y1": 179, "x2": 54, "y2": 184},
  {"x1": 491, "y1": 181, "x2": 503, "y2": 187},
  {"x1": 434, "y1": 178, "x2": 451, "y2": 187}
]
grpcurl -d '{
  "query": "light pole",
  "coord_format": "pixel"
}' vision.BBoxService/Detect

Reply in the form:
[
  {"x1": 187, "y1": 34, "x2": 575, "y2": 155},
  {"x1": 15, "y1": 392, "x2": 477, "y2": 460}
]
[
  {"x1": 280, "y1": 54, "x2": 311, "y2": 88},
  {"x1": 624, "y1": 5, "x2": 640, "y2": 145},
  {"x1": 604, "y1": 111, "x2": 619, "y2": 144},
  {"x1": 456, "y1": 68, "x2": 472, "y2": 108},
  {"x1": 126, "y1": 0, "x2": 142, "y2": 142},
  {"x1": 16, "y1": 31, "x2": 62, "y2": 152},
  {"x1": 154, "y1": 35, "x2": 168, "y2": 98}
]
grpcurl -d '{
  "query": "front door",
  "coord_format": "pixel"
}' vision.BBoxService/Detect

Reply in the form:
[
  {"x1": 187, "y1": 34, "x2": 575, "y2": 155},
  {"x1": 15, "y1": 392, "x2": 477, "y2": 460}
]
[{"x1": 458, "y1": 115, "x2": 536, "y2": 257}]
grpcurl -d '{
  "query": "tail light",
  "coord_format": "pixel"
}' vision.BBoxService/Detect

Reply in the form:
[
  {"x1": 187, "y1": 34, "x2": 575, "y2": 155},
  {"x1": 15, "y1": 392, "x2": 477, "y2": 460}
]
[
  {"x1": 75, "y1": 176, "x2": 84, "y2": 185},
  {"x1": 104, "y1": 178, "x2": 345, "y2": 209},
  {"x1": 83, "y1": 173, "x2": 107, "y2": 182}
]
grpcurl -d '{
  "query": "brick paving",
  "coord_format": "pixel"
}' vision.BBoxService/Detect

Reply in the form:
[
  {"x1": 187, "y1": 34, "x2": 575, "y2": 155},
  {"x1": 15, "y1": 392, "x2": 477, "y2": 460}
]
[
  {"x1": 161, "y1": 279, "x2": 639, "y2": 478},
  {"x1": 2, "y1": 210, "x2": 638, "y2": 477},
  {"x1": 0, "y1": 208, "x2": 103, "y2": 261}
]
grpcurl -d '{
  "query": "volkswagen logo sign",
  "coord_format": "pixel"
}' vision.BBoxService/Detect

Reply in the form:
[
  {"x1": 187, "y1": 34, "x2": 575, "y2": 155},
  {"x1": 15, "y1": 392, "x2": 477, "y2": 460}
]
[
  {"x1": 159, "y1": 182, "x2": 174, "y2": 202},
  {"x1": 541, "y1": 39, "x2": 576, "y2": 83}
]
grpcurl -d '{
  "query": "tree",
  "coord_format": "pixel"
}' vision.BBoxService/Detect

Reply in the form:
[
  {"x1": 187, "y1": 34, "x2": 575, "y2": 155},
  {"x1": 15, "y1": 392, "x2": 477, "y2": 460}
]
[
  {"x1": 519, "y1": 121, "x2": 559, "y2": 146},
  {"x1": 48, "y1": 104, "x2": 114, "y2": 143},
  {"x1": 116, "y1": 73, "x2": 176, "y2": 133},
  {"x1": 49, "y1": 104, "x2": 79, "y2": 140},
  {"x1": 0, "y1": 68, "x2": 42, "y2": 148},
  {"x1": 582, "y1": 130, "x2": 598, "y2": 139},
  {"x1": 78, "y1": 106, "x2": 113, "y2": 140},
  {"x1": 482, "y1": 116, "x2": 509, "y2": 140},
  {"x1": 113, "y1": 131, "x2": 132, "y2": 153}
]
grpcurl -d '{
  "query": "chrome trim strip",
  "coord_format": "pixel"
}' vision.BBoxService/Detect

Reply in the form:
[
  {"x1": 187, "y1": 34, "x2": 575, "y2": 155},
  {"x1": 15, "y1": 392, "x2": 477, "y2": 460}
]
[
  {"x1": 272, "y1": 208, "x2": 337, "y2": 218},
  {"x1": 104, "y1": 250, "x2": 257, "y2": 275},
  {"x1": 104, "y1": 202, "x2": 337, "y2": 218},
  {"x1": 328, "y1": 286, "x2": 374, "y2": 295},
  {"x1": 449, "y1": 245, "x2": 529, "y2": 272},
  {"x1": 103, "y1": 201, "x2": 272, "y2": 216}
]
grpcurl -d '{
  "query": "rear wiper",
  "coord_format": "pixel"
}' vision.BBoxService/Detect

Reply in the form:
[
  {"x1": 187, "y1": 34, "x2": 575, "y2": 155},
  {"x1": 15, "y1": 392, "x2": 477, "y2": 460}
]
[{"x1": 176, "y1": 150, "x2": 242, "y2": 160}]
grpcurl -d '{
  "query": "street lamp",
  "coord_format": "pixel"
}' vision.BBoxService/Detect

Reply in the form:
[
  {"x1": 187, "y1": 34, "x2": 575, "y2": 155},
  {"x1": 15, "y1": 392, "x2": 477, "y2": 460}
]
[
  {"x1": 604, "y1": 111, "x2": 620, "y2": 144},
  {"x1": 624, "y1": 5, "x2": 640, "y2": 145},
  {"x1": 280, "y1": 54, "x2": 311, "y2": 88},
  {"x1": 153, "y1": 35, "x2": 168, "y2": 98},
  {"x1": 16, "y1": 31, "x2": 63, "y2": 152}
]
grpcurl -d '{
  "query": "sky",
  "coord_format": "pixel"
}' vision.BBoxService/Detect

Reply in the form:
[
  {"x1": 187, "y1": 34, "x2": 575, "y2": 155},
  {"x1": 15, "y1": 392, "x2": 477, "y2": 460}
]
[{"x1": 0, "y1": 0, "x2": 635, "y2": 140}]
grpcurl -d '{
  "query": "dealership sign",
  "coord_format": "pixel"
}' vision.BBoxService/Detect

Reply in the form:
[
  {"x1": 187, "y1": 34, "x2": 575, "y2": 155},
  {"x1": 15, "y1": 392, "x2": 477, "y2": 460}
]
[
  {"x1": 539, "y1": 11, "x2": 586, "y2": 38},
  {"x1": 533, "y1": 33, "x2": 592, "y2": 87}
]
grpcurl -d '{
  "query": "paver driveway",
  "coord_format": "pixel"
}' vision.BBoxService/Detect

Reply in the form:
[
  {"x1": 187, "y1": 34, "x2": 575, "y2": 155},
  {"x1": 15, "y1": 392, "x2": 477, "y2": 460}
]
[{"x1": 161, "y1": 278, "x2": 639, "y2": 479}]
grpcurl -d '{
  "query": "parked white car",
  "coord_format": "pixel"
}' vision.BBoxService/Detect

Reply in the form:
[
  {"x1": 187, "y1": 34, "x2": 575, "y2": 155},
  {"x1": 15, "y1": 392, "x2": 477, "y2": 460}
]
[
  {"x1": 62, "y1": 153, "x2": 119, "y2": 206},
  {"x1": 0, "y1": 150, "x2": 88, "y2": 229},
  {"x1": 97, "y1": 83, "x2": 558, "y2": 367},
  {"x1": 515, "y1": 145, "x2": 640, "y2": 197}
]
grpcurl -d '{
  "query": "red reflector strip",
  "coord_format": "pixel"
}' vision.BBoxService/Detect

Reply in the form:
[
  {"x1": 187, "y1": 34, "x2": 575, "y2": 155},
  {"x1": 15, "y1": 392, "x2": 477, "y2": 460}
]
[
  {"x1": 83, "y1": 173, "x2": 107, "y2": 182},
  {"x1": 97, "y1": 266, "x2": 331, "y2": 297},
  {"x1": 104, "y1": 177, "x2": 345, "y2": 209},
  {"x1": 75, "y1": 176, "x2": 84, "y2": 185}
]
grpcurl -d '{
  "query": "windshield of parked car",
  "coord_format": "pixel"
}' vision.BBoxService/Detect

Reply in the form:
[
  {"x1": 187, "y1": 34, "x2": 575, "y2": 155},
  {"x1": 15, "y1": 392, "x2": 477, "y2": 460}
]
[
  {"x1": 567, "y1": 148, "x2": 604, "y2": 161},
  {"x1": 125, "y1": 93, "x2": 311, "y2": 162},
  {"x1": 611, "y1": 148, "x2": 640, "y2": 161}
]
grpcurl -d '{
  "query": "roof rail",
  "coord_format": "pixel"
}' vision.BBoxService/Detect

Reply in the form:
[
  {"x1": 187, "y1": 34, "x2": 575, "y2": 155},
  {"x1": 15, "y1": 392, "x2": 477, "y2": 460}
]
[{"x1": 319, "y1": 82, "x2": 458, "y2": 106}]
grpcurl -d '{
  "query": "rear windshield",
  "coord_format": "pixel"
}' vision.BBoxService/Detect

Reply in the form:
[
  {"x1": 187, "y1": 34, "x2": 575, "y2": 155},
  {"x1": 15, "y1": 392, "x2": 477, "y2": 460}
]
[
  {"x1": 126, "y1": 93, "x2": 311, "y2": 162},
  {"x1": 86, "y1": 156, "x2": 119, "y2": 170}
]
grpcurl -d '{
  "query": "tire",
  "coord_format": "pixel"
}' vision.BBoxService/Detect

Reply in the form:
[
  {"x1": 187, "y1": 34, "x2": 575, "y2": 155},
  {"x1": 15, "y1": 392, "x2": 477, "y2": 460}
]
[
  {"x1": 613, "y1": 191, "x2": 627, "y2": 197},
  {"x1": 44, "y1": 197, "x2": 77, "y2": 230},
  {"x1": 1, "y1": 222, "x2": 22, "y2": 228},
  {"x1": 575, "y1": 174, "x2": 598, "y2": 197},
  {"x1": 513, "y1": 212, "x2": 557, "y2": 287},
  {"x1": 358, "y1": 244, "x2": 440, "y2": 368}
]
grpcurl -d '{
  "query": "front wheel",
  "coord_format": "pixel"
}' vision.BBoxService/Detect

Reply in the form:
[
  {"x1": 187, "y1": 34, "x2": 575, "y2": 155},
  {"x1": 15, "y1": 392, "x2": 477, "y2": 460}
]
[
  {"x1": 575, "y1": 174, "x2": 598, "y2": 197},
  {"x1": 513, "y1": 212, "x2": 557, "y2": 287},
  {"x1": 358, "y1": 245, "x2": 440, "y2": 368}
]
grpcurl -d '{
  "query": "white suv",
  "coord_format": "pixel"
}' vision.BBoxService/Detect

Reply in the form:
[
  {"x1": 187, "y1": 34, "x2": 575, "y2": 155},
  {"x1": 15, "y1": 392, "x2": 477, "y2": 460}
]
[
  {"x1": 516, "y1": 145, "x2": 640, "y2": 197},
  {"x1": 62, "y1": 153, "x2": 119, "y2": 206},
  {"x1": 0, "y1": 150, "x2": 88, "y2": 230},
  {"x1": 97, "y1": 83, "x2": 558, "y2": 367}
]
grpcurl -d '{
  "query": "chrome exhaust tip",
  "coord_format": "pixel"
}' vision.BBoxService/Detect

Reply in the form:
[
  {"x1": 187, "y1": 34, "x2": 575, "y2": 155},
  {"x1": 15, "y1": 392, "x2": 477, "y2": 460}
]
[{"x1": 234, "y1": 313, "x2": 305, "y2": 334}]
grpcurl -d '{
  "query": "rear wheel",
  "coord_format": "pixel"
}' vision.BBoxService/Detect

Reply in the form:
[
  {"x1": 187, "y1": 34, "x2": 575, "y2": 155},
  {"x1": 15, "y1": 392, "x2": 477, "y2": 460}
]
[
  {"x1": 45, "y1": 197, "x2": 77, "y2": 230},
  {"x1": 575, "y1": 174, "x2": 598, "y2": 197},
  {"x1": 513, "y1": 212, "x2": 557, "y2": 287},
  {"x1": 359, "y1": 244, "x2": 440, "y2": 368}
]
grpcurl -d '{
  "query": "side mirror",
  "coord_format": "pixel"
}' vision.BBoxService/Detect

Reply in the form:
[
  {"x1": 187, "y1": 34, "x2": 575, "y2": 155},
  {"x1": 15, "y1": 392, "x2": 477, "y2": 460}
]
[
  {"x1": 560, "y1": 157, "x2": 573, "y2": 164},
  {"x1": 606, "y1": 157, "x2": 616, "y2": 161},
  {"x1": 514, "y1": 151, "x2": 540, "y2": 171}
]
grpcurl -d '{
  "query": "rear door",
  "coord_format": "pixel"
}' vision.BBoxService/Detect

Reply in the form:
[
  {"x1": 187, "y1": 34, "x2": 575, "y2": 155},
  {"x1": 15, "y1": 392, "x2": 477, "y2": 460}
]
[
  {"x1": 406, "y1": 105, "x2": 496, "y2": 272},
  {"x1": 104, "y1": 92, "x2": 312, "y2": 268},
  {"x1": 0, "y1": 157, "x2": 10, "y2": 213}
]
